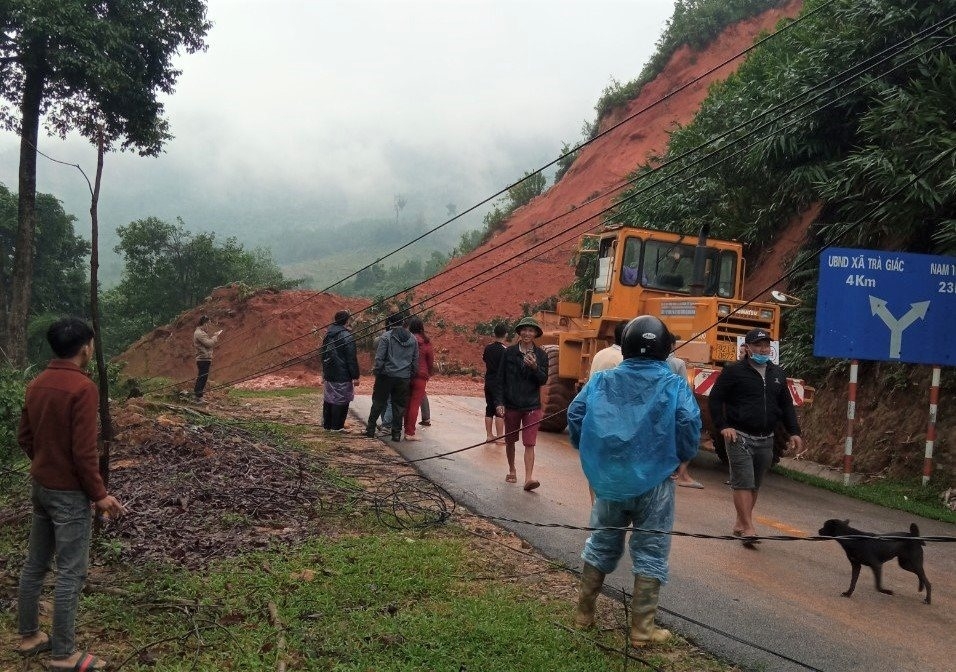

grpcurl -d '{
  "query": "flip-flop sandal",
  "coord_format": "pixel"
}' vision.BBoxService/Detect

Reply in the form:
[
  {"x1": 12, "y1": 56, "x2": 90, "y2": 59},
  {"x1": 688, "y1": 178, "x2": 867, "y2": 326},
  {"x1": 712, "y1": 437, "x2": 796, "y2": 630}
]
[
  {"x1": 523, "y1": 480, "x2": 540, "y2": 492},
  {"x1": 677, "y1": 480, "x2": 705, "y2": 489},
  {"x1": 741, "y1": 536, "x2": 761, "y2": 549},
  {"x1": 505, "y1": 474, "x2": 517, "y2": 483},
  {"x1": 47, "y1": 651, "x2": 108, "y2": 671},
  {"x1": 17, "y1": 631, "x2": 51, "y2": 656}
]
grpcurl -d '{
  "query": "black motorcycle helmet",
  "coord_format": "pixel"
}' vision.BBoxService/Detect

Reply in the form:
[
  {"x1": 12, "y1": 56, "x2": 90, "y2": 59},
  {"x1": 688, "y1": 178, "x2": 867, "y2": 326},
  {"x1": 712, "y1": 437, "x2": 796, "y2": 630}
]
[{"x1": 621, "y1": 315, "x2": 675, "y2": 361}]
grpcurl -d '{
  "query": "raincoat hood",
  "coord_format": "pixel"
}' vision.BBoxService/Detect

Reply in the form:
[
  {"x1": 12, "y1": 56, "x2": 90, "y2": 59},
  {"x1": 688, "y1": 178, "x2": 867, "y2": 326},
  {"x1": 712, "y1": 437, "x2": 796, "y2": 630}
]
[{"x1": 389, "y1": 326, "x2": 414, "y2": 345}]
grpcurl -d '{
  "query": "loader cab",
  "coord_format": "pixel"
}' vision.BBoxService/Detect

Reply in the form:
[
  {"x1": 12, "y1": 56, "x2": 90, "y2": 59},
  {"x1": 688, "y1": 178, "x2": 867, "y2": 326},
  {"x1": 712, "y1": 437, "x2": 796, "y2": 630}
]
[{"x1": 587, "y1": 229, "x2": 741, "y2": 320}]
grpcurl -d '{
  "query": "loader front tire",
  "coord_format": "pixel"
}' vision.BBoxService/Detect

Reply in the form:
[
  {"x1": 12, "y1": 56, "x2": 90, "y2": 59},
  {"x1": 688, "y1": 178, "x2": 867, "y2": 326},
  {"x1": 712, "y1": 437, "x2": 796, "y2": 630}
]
[{"x1": 539, "y1": 344, "x2": 574, "y2": 433}]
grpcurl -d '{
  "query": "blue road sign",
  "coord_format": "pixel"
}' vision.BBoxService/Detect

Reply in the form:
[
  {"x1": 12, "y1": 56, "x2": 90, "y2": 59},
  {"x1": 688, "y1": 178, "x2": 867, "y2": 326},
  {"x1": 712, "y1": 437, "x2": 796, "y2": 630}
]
[{"x1": 815, "y1": 247, "x2": 956, "y2": 365}]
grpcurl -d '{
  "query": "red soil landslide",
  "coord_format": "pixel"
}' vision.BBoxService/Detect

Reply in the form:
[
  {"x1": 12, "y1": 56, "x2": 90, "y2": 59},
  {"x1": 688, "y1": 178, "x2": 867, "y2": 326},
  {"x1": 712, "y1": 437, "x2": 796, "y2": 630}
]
[{"x1": 118, "y1": 1, "x2": 805, "y2": 390}]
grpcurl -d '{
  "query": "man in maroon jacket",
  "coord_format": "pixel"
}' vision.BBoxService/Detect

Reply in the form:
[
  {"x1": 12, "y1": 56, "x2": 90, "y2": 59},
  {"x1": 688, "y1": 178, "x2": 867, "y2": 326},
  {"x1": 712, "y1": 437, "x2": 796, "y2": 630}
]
[{"x1": 15, "y1": 317, "x2": 124, "y2": 671}]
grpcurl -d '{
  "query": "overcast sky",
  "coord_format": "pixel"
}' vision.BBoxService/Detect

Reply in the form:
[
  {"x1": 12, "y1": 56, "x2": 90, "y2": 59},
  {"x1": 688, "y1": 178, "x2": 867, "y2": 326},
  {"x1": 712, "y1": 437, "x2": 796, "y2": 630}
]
[{"x1": 0, "y1": 0, "x2": 674, "y2": 255}]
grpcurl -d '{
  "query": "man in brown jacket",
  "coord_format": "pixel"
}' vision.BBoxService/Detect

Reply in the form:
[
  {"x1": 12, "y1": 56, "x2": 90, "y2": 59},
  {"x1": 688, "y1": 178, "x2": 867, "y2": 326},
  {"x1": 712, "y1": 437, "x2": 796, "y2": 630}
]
[
  {"x1": 15, "y1": 317, "x2": 124, "y2": 670},
  {"x1": 193, "y1": 315, "x2": 222, "y2": 403}
]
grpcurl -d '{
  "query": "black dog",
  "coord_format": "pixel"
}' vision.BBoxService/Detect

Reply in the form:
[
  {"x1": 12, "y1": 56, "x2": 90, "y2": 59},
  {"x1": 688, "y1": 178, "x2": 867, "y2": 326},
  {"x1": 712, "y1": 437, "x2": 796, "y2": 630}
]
[{"x1": 818, "y1": 519, "x2": 931, "y2": 604}]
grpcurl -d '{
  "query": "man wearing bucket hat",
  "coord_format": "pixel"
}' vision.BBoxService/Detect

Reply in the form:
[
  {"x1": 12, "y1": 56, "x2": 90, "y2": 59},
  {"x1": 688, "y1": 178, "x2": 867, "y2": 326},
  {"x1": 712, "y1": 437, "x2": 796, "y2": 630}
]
[
  {"x1": 493, "y1": 316, "x2": 549, "y2": 491},
  {"x1": 708, "y1": 327, "x2": 803, "y2": 547}
]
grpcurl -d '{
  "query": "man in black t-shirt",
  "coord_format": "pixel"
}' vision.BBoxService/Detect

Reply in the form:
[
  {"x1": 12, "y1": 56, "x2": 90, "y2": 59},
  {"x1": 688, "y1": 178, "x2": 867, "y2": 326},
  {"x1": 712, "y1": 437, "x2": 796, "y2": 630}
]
[{"x1": 482, "y1": 323, "x2": 508, "y2": 443}]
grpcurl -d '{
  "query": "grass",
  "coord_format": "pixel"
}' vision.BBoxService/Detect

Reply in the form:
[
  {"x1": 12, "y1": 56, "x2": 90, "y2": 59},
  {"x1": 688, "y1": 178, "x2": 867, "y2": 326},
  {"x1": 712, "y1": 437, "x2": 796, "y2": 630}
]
[
  {"x1": 1, "y1": 522, "x2": 711, "y2": 671},
  {"x1": 775, "y1": 467, "x2": 956, "y2": 524},
  {"x1": 227, "y1": 386, "x2": 316, "y2": 399},
  {"x1": 0, "y1": 402, "x2": 734, "y2": 671}
]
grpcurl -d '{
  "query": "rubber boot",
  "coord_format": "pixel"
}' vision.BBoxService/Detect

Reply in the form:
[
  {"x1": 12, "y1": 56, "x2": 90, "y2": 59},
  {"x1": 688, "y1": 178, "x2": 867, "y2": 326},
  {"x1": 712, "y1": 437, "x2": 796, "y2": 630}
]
[
  {"x1": 573, "y1": 563, "x2": 606, "y2": 629},
  {"x1": 629, "y1": 575, "x2": 671, "y2": 647}
]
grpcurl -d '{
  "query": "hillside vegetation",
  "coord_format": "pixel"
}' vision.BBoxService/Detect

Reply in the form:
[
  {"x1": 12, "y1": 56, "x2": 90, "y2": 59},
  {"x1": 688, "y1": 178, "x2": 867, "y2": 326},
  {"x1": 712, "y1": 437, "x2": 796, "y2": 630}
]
[
  {"x1": 602, "y1": 0, "x2": 954, "y2": 478},
  {"x1": 607, "y1": 0, "x2": 954, "y2": 383},
  {"x1": 587, "y1": 0, "x2": 792, "y2": 138}
]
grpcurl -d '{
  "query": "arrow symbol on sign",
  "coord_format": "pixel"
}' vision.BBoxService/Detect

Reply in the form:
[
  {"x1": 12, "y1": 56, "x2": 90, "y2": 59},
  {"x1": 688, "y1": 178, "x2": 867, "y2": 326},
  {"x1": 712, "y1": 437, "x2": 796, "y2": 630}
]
[{"x1": 868, "y1": 295, "x2": 930, "y2": 359}]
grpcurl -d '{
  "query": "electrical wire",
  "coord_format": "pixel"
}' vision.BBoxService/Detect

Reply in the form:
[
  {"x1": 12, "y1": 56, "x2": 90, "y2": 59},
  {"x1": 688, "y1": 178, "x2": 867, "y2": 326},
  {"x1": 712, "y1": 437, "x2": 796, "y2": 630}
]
[
  {"x1": 152, "y1": 0, "x2": 840, "y2": 362},
  {"x1": 203, "y1": 111, "x2": 956, "y2": 459},
  {"x1": 196, "y1": 19, "x2": 956, "y2": 394}
]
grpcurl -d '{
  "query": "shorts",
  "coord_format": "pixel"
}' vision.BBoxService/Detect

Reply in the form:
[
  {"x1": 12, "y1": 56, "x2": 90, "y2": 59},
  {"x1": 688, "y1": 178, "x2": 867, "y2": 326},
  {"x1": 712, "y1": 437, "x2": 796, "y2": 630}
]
[
  {"x1": 484, "y1": 386, "x2": 496, "y2": 418},
  {"x1": 727, "y1": 431, "x2": 774, "y2": 490},
  {"x1": 503, "y1": 408, "x2": 543, "y2": 447}
]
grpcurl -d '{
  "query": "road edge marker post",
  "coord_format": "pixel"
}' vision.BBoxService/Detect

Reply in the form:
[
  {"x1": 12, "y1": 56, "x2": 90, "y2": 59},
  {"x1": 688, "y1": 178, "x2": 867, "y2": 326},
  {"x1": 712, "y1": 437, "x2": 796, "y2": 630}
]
[
  {"x1": 922, "y1": 365, "x2": 940, "y2": 486},
  {"x1": 843, "y1": 360, "x2": 858, "y2": 487}
]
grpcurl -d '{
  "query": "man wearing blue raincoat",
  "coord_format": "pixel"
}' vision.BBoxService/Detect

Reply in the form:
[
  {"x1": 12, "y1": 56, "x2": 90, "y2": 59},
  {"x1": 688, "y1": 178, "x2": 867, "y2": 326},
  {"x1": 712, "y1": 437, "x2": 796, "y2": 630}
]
[{"x1": 567, "y1": 315, "x2": 700, "y2": 647}]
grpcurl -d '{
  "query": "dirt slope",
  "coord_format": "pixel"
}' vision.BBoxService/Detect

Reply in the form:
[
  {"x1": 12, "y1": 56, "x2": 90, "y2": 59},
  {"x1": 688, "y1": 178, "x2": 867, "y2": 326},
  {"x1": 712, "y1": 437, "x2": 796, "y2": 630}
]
[
  {"x1": 119, "y1": 287, "x2": 370, "y2": 387},
  {"x1": 422, "y1": 0, "x2": 805, "y2": 326},
  {"x1": 117, "y1": 0, "x2": 953, "y2": 482},
  {"x1": 120, "y1": 1, "x2": 805, "y2": 385}
]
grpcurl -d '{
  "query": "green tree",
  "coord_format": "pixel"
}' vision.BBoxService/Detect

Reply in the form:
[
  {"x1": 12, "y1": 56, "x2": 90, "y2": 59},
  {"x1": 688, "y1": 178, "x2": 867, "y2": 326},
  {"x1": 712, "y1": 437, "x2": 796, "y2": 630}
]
[
  {"x1": 0, "y1": 365, "x2": 29, "y2": 466},
  {"x1": 554, "y1": 141, "x2": 579, "y2": 183},
  {"x1": 0, "y1": 183, "x2": 90, "y2": 363},
  {"x1": 507, "y1": 170, "x2": 547, "y2": 209},
  {"x1": 0, "y1": 0, "x2": 210, "y2": 365},
  {"x1": 103, "y1": 217, "x2": 291, "y2": 356},
  {"x1": 605, "y1": 0, "x2": 956, "y2": 379}
]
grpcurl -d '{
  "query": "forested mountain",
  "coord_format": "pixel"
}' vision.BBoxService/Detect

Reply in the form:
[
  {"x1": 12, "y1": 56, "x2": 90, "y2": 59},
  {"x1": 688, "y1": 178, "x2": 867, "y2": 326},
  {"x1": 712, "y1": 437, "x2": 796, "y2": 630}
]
[
  {"x1": 607, "y1": 0, "x2": 955, "y2": 381},
  {"x1": 411, "y1": 0, "x2": 954, "y2": 476}
]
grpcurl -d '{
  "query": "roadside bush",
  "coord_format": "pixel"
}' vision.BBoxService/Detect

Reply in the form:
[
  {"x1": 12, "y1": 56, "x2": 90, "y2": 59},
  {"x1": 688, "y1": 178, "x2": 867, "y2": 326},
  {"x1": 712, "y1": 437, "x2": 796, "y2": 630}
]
[
  {"x1": 507, "y1": 170, "x2": 546, "y2": 209},
  {"x1": 591, "y1": 0, "x2": 786, "y2": 135},
  {"x1": 522, "y1": 296, "x2": 558, "y2": 316},
  {"x1": 453, "y1": 204, "x2": 509, "y2": 258},
  {"x1": 453, "y1": 171, "x2": 549, "y2": 259},
  {"x1": 473, "y1": 317, "x2": 512, "y2": 336},
  {"x1": 554, "y1": 141, "x2": 580, "y2": 183},
  {"x1": 0, "y1": 367, "x2": 30, "y2": 465}
]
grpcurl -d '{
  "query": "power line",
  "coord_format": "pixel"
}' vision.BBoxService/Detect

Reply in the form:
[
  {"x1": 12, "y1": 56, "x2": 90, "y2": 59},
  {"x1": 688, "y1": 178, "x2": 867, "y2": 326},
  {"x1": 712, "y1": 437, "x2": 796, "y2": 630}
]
[
  {"x1": 150, "y1": 4, "x2": 867, "y2": 394},
  {"x1": 204, "y1": 21, "x2": 956, "y2": 393},
  {"x1": 215, "y1": 117, "x2": 955, "y2": 450},
  {"x1": 149, "y1": 10, "x2": 954, "y2": 398},
  {"x1": 179, "y1": 0, "x2": 839, "y2": 356}
]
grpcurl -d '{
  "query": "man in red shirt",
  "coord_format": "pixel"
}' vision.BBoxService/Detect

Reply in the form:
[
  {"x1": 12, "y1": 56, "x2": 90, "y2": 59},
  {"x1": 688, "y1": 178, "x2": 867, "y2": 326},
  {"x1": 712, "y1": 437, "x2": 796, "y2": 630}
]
[{"x1": 15, "y1": 317, "x2": 124, "y2": 670}]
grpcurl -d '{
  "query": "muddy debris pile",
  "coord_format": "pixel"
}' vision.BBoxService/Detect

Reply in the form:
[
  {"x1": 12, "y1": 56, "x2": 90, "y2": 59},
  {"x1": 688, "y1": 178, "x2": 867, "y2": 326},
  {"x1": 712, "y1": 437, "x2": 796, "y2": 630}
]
[{"x1": 100, "y1": 401, "x2": 352, "y2": 570}]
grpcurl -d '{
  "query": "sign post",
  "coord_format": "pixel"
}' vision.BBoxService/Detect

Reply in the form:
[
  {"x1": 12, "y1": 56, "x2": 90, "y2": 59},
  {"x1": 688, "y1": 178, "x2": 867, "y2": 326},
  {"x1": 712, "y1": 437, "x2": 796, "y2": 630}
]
[
  {"x1": 816, "y1": 248, "x2": 955, "y2": 484},
  {"x1": 924, "y1": 366, "x2": 940, "y2": 486},
  {"x1": 844, "y1": 361, "x2": 858, "y2": 486}
]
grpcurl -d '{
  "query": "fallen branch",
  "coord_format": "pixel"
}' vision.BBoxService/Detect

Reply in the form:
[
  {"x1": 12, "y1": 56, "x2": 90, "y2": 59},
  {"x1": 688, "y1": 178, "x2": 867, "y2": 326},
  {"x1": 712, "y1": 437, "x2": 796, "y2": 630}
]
[
  {"x1": 267, "y1": 600, "x2": 287, "y2": 672},
  {"x1": 0, "y1": 508, "x2": 30, "y2": 527}
]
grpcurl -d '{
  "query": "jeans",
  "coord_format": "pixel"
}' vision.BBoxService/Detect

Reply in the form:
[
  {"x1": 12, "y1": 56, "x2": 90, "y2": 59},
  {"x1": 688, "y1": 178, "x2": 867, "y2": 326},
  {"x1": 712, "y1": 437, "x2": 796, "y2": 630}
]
[
  {"x1": 581, "y1": 478, "x2": 675, "y2": 584},
  {"x1": 18, "y1": 482, "x2": 93, "y2": 658},
  {"x1": 195, "y1": 359, "x2": 211, "y2": 398},
  {"x1": 367, "y1": 375, "x2": 409, "y2": 438}
]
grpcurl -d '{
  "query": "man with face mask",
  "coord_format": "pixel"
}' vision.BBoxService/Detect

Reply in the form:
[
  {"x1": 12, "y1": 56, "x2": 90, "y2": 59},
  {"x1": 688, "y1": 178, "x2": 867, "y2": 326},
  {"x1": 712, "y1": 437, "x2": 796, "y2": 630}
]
[{"x1": 708, "y1": 328, "x2": 803, "y2": 547}]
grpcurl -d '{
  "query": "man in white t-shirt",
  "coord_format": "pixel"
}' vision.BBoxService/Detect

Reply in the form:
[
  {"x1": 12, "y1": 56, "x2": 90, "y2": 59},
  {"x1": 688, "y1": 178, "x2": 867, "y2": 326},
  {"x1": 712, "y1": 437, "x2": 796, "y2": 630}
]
[{"x1": 589, "y1": 323, "x2": 624, "y2": 375}]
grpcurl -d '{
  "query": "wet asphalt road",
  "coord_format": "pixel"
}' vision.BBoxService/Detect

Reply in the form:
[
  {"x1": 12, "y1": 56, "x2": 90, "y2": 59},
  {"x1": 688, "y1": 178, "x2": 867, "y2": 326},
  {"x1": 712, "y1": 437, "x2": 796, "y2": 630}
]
[{"x1": 349, "y1": 394, "x2": 955, "y2": 672}]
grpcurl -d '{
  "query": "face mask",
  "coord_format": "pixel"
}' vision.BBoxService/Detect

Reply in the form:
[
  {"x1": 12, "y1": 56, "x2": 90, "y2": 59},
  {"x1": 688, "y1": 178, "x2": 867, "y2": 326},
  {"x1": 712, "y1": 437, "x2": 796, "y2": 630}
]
[{"x1": 750, "y1": 353, "x2": 771, "y2": 365}]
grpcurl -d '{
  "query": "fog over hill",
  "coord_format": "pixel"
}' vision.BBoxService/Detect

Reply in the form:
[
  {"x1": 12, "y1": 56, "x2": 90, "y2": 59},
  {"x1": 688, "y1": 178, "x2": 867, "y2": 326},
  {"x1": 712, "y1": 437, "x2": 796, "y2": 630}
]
[{"x1": 0, "y1": 0, "x2": 674, "y2": 285}]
